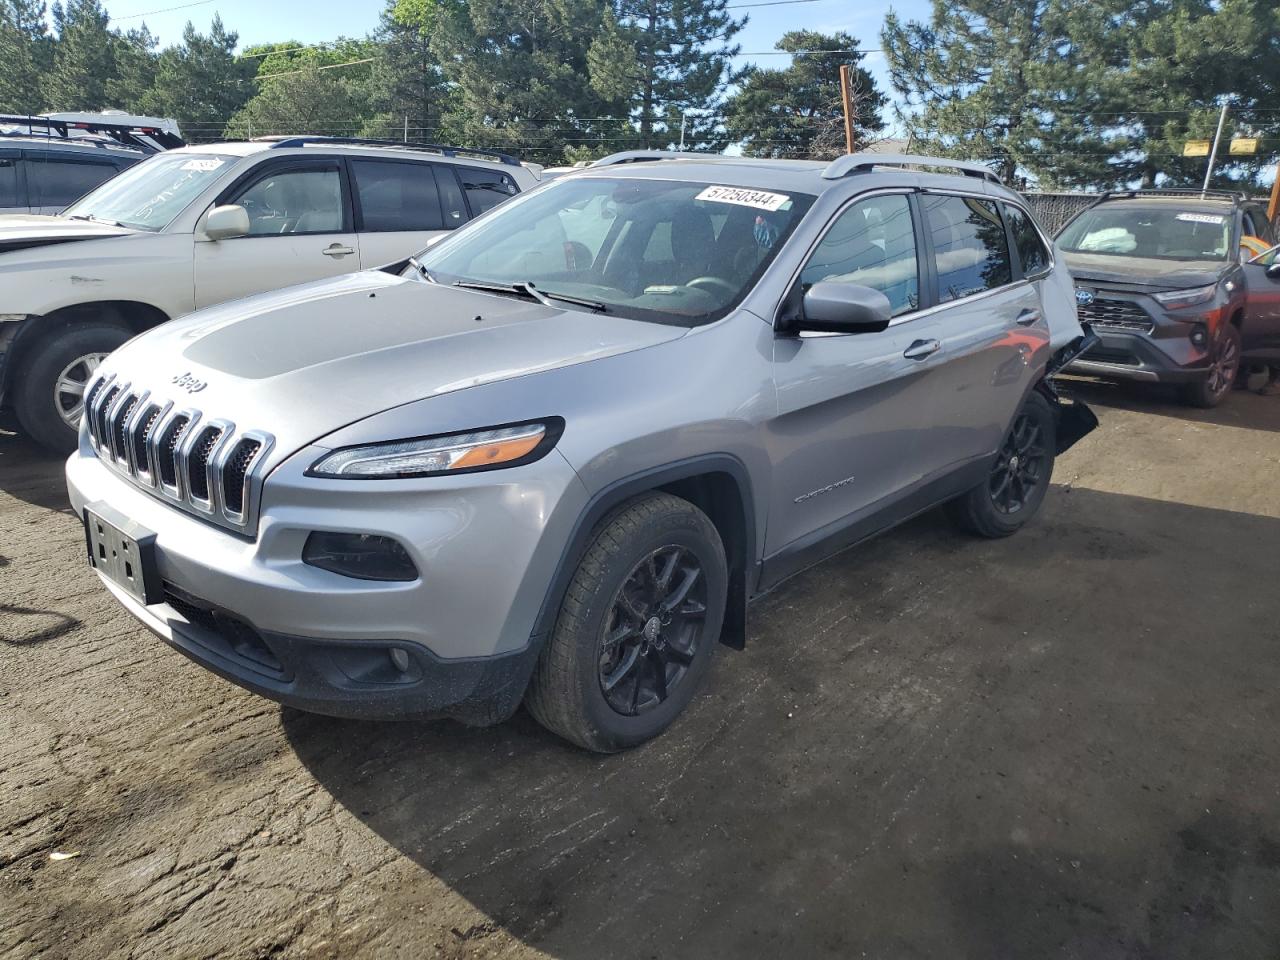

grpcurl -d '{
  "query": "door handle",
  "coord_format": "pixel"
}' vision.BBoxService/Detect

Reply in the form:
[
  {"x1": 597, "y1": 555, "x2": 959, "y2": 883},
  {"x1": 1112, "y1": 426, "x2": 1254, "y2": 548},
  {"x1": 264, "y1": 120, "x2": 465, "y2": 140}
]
[
  {"x1": 1016, "y1": 309, "x2": 1042, "y2": 326},
  {"x1": 322, "y1": 243, "x2": 355, "y2": 258},
  {"x1": 903, "y1": 338, "x2": 941, "y2": 360}
]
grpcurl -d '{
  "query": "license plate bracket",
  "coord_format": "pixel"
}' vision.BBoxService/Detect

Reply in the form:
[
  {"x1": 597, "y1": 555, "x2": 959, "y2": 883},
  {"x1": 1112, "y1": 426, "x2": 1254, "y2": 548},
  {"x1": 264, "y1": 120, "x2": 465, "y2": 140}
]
[{"x1": 84, "y1": 502, "x2": 162, "y2": 605}]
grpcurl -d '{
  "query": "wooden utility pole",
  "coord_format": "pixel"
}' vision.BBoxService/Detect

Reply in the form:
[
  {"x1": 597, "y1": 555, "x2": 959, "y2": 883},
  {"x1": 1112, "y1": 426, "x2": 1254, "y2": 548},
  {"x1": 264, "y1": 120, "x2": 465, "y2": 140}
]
[
  {"x1": 839, "y1": 64, "x2": 856, "y2": 155},
  {"x1": 1268, "y1": 164, "x2": 1280, "y2": 224}
]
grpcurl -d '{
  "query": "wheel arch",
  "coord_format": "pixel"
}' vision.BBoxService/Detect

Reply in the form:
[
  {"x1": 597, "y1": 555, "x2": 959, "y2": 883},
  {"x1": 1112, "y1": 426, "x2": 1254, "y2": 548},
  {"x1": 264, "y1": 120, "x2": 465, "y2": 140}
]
[
  {"x1": 2, "y1": 300, "x2": 171, "y2": 403},
  {"x1": 531, "y1": 455, "x2": 758, "y2": 650}
]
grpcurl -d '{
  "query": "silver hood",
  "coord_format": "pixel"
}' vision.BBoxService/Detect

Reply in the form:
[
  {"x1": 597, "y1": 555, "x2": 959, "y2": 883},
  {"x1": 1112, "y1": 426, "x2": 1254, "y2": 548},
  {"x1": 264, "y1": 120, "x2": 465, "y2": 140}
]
[
  {"x1": 98, "y1": 269, "x2": 687, "y2": 466},
  {"x1": 0, "y1": 214, "x2": 139, "y2": 255}
]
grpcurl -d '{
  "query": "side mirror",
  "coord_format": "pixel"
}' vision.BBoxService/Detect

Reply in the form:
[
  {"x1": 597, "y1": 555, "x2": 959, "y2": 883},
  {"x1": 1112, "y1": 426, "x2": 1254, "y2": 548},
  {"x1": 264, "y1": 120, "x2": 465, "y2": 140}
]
[
  {"x1": 799, "y1": 282, "x2": 893, "y2": 334},
  {"x1": 1266, "y1": 262, "x2": 1280, "y2": 280},
  {"x1": 203, "y1": 204, "x2": 250, "y2": 241}
]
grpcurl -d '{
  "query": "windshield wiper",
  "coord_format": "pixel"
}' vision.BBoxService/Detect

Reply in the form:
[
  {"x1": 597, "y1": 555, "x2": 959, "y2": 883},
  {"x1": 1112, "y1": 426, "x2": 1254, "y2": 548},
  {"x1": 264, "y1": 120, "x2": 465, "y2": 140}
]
[
  {"x1": 452, "y1": 279, "x2": 607, "y2": 312},
  {"x1": 66, "y1": 214, "x2": 124, "y2": 226},
  {"x1": 408, "y1": 256, "x2": 435, "y2": 282}
]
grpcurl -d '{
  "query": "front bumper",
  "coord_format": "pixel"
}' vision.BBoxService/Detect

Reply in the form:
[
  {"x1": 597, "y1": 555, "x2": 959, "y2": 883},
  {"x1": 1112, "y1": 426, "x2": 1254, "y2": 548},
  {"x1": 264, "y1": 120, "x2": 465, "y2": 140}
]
[
  {"x1": 1065, "y1": 327, "x2": 1213, "y2": 384},
  {"x1": 66, "y1": 442, "x2": 590, "y2": 721}
]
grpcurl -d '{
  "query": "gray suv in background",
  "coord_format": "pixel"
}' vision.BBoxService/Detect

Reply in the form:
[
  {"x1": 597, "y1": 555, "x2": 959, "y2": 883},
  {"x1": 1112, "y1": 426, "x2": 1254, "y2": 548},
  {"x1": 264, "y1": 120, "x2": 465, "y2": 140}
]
[{"x1": 66, "y1": 153, "x2": 1095, "y2": 752}]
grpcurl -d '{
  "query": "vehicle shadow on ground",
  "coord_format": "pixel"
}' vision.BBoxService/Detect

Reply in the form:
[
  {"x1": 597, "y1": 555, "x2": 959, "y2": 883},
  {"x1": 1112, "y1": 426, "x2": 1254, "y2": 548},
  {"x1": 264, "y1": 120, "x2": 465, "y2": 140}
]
[
  {"x1": 0, "y1": 425, "x2": 73, "y2": 513},
  {"x1": 282, "y1": 487, "x2": 1280, "y2": 959},
  {"x1": 1061, "y1": 375, "x2": 1280, "y2": 434}
]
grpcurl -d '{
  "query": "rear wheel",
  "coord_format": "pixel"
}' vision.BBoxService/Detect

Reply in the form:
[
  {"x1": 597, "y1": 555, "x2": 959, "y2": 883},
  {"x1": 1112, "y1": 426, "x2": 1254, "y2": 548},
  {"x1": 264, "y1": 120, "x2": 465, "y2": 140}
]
[
  {"x1": 526, "y1": 492, "x2": 727, "y2": 753},
  {"x1": 1180, "y1": 324, "x2": 1240, "y2": 409},
  {"x1": 15, "y1": 321, "x2": 132, "y2": 454},
  {"x1": 947, "y1": 390, "x2": 1056, "y2": 539}
]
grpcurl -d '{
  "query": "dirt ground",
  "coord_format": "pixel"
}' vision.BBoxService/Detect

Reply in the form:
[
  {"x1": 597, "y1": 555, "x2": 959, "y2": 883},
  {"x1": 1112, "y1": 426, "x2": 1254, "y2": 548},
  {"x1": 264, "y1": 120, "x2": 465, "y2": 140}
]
[{"x1": 3, "y1": 379, "x2": 1280, "y2": 960}]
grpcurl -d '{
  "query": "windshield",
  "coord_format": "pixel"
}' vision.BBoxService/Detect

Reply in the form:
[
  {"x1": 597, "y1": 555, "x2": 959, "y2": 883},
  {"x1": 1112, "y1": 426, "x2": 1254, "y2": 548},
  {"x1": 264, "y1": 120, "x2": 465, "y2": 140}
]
[
  {"x1": 1058, "y1": 205, "x2": 1232, "y2": 262},
  {"x1": 413, "y1": 176, "x2": 815, "y2": 325},
  {"x1": 62, "y1": 152, "x2": 233, "y2": 231}
]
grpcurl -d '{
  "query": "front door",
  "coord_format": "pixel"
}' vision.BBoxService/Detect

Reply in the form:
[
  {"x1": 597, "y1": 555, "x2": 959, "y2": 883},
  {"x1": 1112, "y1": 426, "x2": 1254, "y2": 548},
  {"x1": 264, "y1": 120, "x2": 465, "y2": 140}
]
[
  {"x1": 1241, "y1": 246, "x2": 1280, "y2": 363},
  {"x1": 193, "y1": 159, "x2": 359, "y2": 309},
  {"x1": 767, "y1": 191, "x2": 938, "y2": 563}
]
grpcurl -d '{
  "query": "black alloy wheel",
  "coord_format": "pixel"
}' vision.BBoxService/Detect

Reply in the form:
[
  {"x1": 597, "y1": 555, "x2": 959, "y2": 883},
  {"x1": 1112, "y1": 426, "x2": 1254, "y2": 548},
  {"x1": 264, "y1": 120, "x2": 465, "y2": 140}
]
[
  {"x1": 598, "y1": 545, "x2": 707, "y2": 716},
  {"x1": 989, "y1": 411, "x2": 1048, "y2": 515}
]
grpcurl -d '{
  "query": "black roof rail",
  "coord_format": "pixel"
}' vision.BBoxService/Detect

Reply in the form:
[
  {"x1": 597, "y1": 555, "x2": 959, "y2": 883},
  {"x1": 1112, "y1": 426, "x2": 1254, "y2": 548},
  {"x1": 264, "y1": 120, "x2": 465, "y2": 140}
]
[
  {"x1": 0, "y1": 114, "x2": 183, "y2": 152},
  {"x1": 823, "y1": 153, "x2": 1002, "y2": 185},
  {"x1": 1097, "y1": 188, "x2": 1248, "y2": 204},
  {"x1": 259, "y1": 136, "x2": 521, "y2": 167}
]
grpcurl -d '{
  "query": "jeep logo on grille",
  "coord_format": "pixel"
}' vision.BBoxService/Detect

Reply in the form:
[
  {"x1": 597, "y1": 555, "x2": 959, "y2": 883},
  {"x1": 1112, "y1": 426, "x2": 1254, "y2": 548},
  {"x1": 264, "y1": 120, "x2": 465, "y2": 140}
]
[
  {"x1": 1075, "y1": 288, "x2": 1095, "y2": 307},
  {"x1": 171, "y1": 371, "x2": 208, "y2": 394}
]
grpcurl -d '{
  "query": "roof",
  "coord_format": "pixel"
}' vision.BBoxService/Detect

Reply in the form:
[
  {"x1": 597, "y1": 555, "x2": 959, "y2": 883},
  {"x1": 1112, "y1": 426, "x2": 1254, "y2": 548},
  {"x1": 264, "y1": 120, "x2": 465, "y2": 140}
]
[{"x1": 0, "y1": 135, "x2": 146, "y2": 157}]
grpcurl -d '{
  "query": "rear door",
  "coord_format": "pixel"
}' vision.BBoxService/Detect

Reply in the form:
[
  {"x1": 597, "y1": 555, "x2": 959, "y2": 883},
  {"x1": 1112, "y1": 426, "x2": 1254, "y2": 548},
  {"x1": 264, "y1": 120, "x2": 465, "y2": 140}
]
[
  {"x1": 767, "y1": 190, "x2": 938, "y2": 559},
  {"x1": 0, "y1": 152, "x2": 25, "y2": 214},
  {"x1": 351, "y1": 158, "x2": 461, "y2": 268},
  {"x1": 1241, "y1": 246, "x2": 1280, "y2": 362},
  {"x1": 909, "y1": 193, "x2": 1046, "y2": 478},
  {"x1": 193, "y1": 157, "x2": 359, "y2": 309}
]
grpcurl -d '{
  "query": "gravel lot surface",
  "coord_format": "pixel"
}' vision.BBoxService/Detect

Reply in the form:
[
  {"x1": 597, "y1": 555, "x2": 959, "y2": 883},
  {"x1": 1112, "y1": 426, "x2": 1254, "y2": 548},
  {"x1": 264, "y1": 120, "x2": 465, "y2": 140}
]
[{"x1": 3, "y1": 381, "x2": 1280, "y2": 960}]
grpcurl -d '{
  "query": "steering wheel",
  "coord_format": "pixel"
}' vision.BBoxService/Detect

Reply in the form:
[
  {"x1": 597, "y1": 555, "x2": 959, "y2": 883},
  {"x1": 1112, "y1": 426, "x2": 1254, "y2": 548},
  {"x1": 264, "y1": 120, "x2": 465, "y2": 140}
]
[{"x1": 686, "y1": 276, "x2": 737, "y2": 296}]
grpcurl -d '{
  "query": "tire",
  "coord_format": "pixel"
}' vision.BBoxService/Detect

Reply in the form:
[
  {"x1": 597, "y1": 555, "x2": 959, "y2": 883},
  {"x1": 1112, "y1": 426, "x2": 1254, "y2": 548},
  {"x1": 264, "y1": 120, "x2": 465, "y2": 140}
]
[
  {"x1": 526, "y1": 492, "x2": 728, "y2": 753},
  {"x1": 947, "y1": 390, "x2": 1057, "y2": 539},
  {"x1": 1180, "y1": 324, "x2": 1241, "y2": 409},
  {"x1": 14, "y1": 321, "x2": 132, "y2": 454}
]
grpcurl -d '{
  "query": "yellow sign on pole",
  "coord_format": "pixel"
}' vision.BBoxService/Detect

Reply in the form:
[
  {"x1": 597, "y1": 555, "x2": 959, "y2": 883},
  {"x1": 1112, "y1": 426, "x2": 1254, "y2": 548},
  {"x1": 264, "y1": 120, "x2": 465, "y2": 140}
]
[
  {"x1": 1230, "y1": 138, "x2": 1259, "y2": 156},
  {"x1": 1183, "y1": 140, "x2": 1211, "y2": 157}
]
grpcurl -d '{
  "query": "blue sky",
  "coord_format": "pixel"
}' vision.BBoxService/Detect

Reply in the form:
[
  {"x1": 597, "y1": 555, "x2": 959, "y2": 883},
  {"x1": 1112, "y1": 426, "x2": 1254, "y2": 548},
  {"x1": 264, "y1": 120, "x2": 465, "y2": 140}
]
[{"x1": 100, "y1": 0, "x2": 933, "y2": 131}]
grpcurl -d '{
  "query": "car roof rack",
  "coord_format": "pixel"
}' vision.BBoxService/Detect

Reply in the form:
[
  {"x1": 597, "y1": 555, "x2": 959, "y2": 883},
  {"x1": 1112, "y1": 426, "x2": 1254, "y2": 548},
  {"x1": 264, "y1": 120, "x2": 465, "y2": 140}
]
[
  {"x1": 0, "y1": 114, "x2": 183, "y2": 152},
  {"x1": 822, "y1": 153, "x2": 1002, "y2": 185},
  {"x1": 1095, "y1": 188, "x2": 1248, "y2": 204},
  {"x1": 258, "y1": 136, "x2": 521, "y2": 167},
  {"x1": 590, "y1": 150, "x2": 729, "y2": 166}
]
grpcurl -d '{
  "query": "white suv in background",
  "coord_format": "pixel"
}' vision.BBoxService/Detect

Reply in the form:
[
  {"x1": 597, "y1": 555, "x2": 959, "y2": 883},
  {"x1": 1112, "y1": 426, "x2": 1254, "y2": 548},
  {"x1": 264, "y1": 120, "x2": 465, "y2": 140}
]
[{"x1": 0, "y1": 136, "x2": 540, "y2": 451}]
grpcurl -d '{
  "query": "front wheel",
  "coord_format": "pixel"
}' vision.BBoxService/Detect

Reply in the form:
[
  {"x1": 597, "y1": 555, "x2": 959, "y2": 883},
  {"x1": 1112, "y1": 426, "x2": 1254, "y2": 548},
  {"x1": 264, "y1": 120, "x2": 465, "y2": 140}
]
[
  {"x1": 947, "y1": 390, "x2": 1057, "y2": 539},
  {"x1": 1180, "y1": 324, "x2": 1241, "y2": 409},
  {"x1": 525, "y1": 492, "x2": 727, "y2": 753},
  {"x1": 15, "y1": 322, "x2": 133, "y2": 454}
]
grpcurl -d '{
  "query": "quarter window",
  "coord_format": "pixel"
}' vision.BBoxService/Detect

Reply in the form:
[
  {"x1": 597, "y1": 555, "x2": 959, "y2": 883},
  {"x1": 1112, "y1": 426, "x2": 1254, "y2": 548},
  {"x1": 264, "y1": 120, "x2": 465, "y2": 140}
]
[
  {"x1": 233, "y1": 167, "x2": 343, "y2": 236},
  {"x1": 922, "y1": 194, "x2": 1012, "y2": 301},
  {"x1": 1005, "y1": 204, "x2": 1051, "y2": 277},
  {"x1": 351, "y1": 159, "x2": 444, "y2": 232},
  {"x1": 801, "y1": 194, "x2": 920, "y2": 316},
  {"x1": 458, "y1": 167, "x2": 518, "y2": 217}
]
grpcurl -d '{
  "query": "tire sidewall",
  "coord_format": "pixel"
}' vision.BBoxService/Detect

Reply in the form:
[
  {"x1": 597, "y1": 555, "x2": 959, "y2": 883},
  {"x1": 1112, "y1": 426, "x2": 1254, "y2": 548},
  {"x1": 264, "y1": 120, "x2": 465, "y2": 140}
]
[
  {"x1": 16, "y1": 322, "x2": 132, "y2": 454},
  {"x1": 569, "y1": 506, "x2": 727, "y2": 751}
]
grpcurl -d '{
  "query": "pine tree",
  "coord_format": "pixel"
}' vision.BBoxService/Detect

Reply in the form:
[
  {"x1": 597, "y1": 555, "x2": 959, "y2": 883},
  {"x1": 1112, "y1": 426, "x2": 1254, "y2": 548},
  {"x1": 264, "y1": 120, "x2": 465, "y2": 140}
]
[
  {"x1": 365, "y1": 0, "x2": 451, "y2": 137},
  {"x1": 107, "y1": 24, "x2": 158, "y2": 109},
  {"x1": 724, "y1": 31, "x2": 885, "y2": 160},
  {"x1": 147, "y1": 16, "x2": 255, "y2": 141},
  {"x1": 610, "y1": 0, "x2": 747, "y2": 149},
  {"x1": 44, "y1": 0, "x2": 115, "y2": 110},
  {"x1": 0, "y1": 0, "x2": 52, "y2": 112}
]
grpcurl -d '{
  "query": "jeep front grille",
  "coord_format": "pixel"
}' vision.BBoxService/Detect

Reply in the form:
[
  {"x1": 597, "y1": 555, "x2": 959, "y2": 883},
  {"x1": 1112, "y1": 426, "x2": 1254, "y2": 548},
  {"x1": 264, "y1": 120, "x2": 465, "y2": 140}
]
[
  {"x1": 1078, "y1": 297, "x2": 1156, "y2": 334},
  {"x1": 83, "y1": 373, "x2": 274, "y2": 534}
]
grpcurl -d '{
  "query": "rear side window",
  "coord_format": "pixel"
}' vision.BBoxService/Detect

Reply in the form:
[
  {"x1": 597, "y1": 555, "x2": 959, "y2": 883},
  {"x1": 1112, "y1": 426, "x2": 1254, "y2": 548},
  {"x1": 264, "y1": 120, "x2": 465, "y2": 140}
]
[
  {"x1": 1005, "y1": 204, "x2": 1052, "y2": 277},
  {"x1": 457, "y1": 167, "x2": 518, "y2": 217},
  {"x1": 801, "y1": 193, "x2": 920, "y2": 316},
  {"x1": 0, "y1": 157, "x2": 19, "y2": 207},
  {"x1": 26, "y1": 157, "x2": 119, "y2": 208},
  {"x1": 922, "y1": 194, "x2": 1013, "y2": 301},
  {"x1": 352, "y1": 159, "x2": 444, "y2": 232}
]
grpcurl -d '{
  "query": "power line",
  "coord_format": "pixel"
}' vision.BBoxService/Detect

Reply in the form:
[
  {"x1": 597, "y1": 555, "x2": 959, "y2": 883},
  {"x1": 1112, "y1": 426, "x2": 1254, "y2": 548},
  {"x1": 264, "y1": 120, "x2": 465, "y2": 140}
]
[
  {"x1": 111, "y1": 0, "x2": 212, "y2": 21},
  {"x1": 254, "y1": 57, "x2": 376, "y2": 81}
]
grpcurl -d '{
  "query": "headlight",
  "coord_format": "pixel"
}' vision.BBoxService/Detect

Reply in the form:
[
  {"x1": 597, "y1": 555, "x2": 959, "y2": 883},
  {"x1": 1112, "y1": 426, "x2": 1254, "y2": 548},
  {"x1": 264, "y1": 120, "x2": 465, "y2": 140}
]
[
  {"x1": 1152, "y1": 284, "x2": 1217, "y2": 309},
  {"x1": 308, "y1": 419, "x2": 561, "y2": 479}
]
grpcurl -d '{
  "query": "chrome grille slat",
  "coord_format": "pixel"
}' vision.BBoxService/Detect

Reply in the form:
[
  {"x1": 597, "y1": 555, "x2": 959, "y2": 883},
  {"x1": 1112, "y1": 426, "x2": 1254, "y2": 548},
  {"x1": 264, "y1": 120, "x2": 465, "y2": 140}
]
[
  {"x1": 82, "y1": 374, "x2": 274, "y2": 535},
  {"x1": 1079, "y1": 297, "x2": 1156, "y2": 334}
]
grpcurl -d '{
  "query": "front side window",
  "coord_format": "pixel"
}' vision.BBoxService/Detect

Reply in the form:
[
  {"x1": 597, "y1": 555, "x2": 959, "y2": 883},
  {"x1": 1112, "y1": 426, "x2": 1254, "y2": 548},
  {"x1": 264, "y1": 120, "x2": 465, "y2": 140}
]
[
  {"x1": 26, "y1": 157, "x2": 121, "y2": 208},
  {"x1": 62, "y1": 152, "x2": 232, "y2": 231},
  {"x1": 801, "y1": 193, "x2": 920, "y2": 317},
  {"x1": 416, "y1": 176, "x2": 815, "y2": 325},
  {"x1": 458, "y1": 167, "x2": 518, "y2": 216},
  {"x1": 352, "y1": 159, "x2": 443, "y2": 232},
  {"x1": 1005, "y1": 204, "x2": 1051, "y2": 277},
  {"x1": 922, "y1": 194, "x2": 1013, "y2": 302},
  {"x1": 233, "y1": 167, "x2": 343, "y2": 236},
  {"x1": 1057, "y1": 204, "x2": 1231, "y2": 261}
]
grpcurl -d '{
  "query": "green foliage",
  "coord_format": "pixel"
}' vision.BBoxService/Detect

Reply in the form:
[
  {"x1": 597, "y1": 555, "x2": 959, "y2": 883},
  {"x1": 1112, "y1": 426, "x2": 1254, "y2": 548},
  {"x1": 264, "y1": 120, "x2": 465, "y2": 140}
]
[
  {"x1": 43, "y1": 0, "x2": 115, "y2": 110},
  {"x1": 0, "y1": 0, "x2": 52, "y2": 112},
  {"x1": 146, "y1": 17, "x2": 254, "y2": 139},
  {"x1": 724, "y1": 31, "x2": 885, "y2": 160}
]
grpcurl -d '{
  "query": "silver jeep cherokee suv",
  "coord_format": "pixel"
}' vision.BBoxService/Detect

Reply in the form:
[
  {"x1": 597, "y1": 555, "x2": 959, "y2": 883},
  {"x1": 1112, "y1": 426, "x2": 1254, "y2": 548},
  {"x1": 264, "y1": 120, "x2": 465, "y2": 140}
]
[{"x1": 66, "y1": 152, "x2": 1096, "y2": 752}]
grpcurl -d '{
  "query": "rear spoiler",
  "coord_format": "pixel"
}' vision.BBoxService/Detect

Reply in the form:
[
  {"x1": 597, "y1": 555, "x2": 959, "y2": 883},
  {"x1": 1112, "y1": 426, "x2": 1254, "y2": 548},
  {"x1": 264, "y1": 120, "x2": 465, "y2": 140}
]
[{"x1": 0, "y1": 114, "x2": 185, "y2": 153}]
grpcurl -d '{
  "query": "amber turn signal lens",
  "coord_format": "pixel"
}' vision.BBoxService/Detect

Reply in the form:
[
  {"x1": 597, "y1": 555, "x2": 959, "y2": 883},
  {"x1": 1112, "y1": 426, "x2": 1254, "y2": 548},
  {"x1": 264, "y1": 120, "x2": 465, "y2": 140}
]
[{"x1": 451, "y1": 430, "x2": 545, "y2": 469}]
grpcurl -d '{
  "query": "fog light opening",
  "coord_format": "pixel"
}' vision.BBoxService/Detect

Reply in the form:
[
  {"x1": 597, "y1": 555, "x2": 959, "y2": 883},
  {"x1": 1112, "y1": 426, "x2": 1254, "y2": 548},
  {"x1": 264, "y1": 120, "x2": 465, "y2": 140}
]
[
  {"x1": 389, "y1": 647, "x2": 411, "y2": 673},
  {"x1": 1190, "y1": 324, "x2": 1208, "y2": 348}
]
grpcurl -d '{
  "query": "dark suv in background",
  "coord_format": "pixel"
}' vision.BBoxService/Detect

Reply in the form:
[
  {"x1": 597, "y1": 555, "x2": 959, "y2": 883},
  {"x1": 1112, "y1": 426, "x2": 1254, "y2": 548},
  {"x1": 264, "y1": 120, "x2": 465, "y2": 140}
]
[{"x1": 1058, "y1": 190, "x2": 1274, "y2": 407}]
